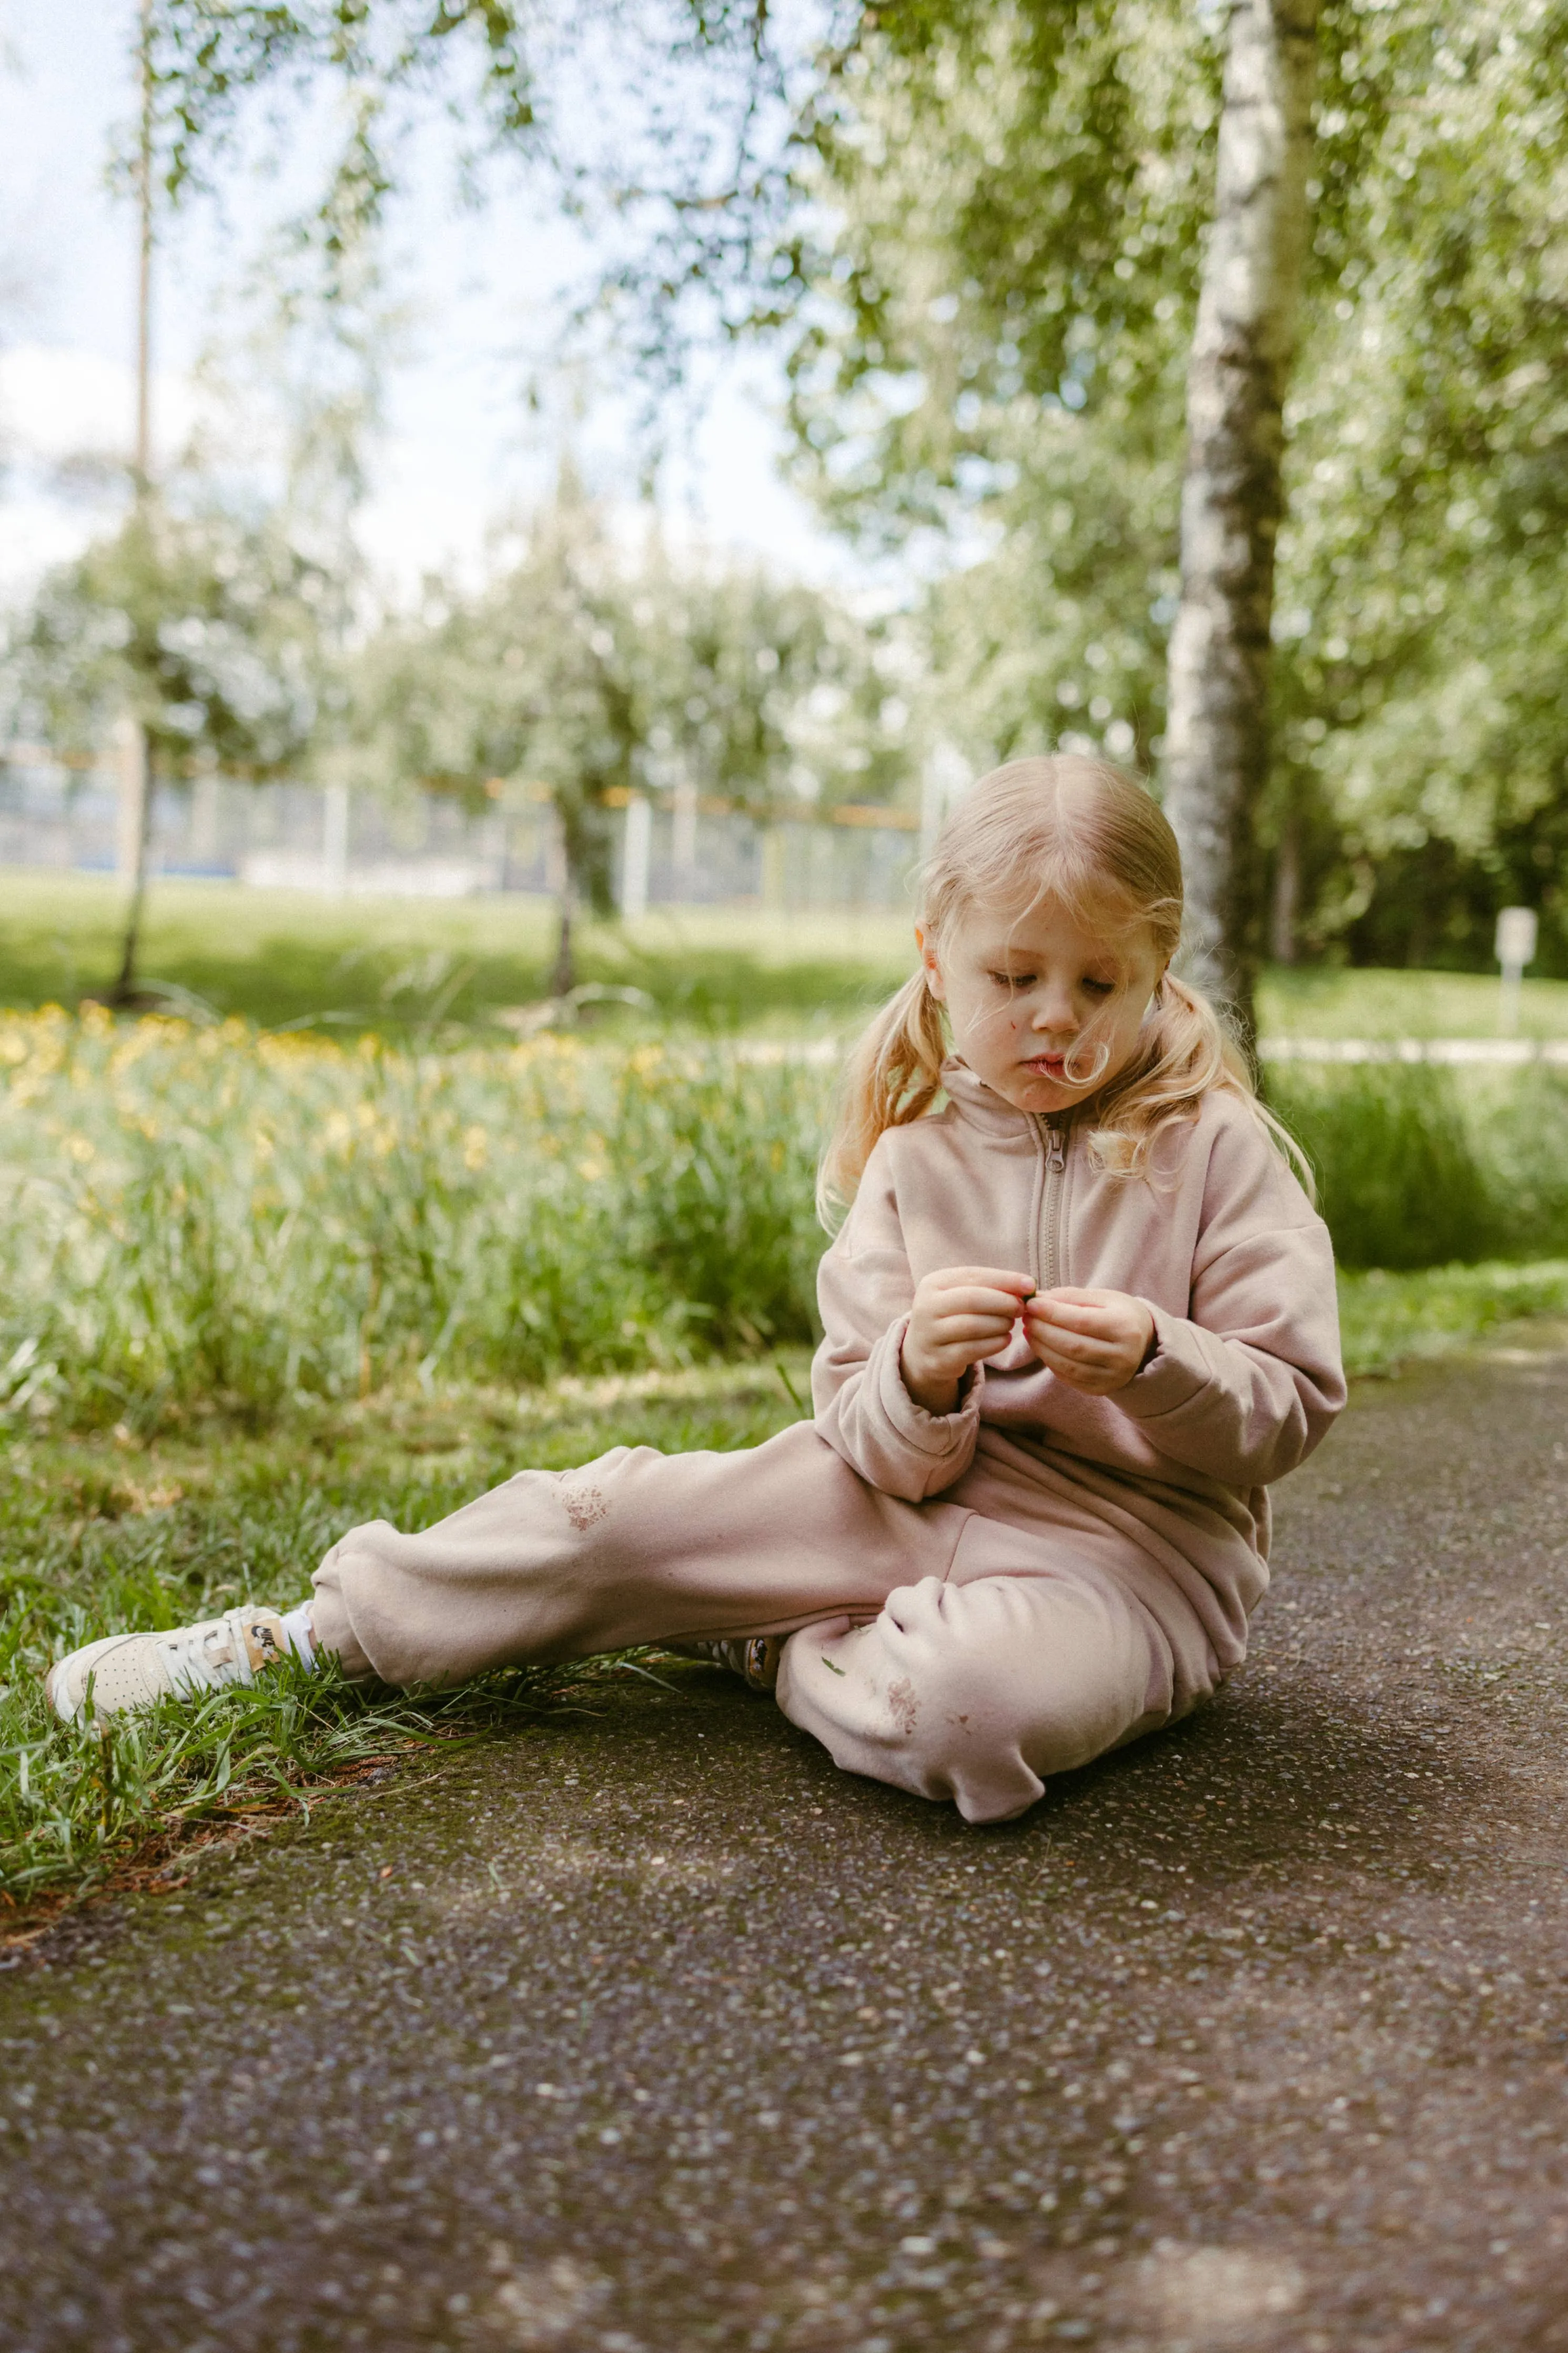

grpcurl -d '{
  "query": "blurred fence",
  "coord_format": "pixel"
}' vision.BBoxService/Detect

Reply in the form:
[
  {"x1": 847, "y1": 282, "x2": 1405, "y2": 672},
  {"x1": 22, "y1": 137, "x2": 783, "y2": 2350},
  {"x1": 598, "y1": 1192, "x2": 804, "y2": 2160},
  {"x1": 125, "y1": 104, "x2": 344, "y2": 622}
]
[{"x1": 0, "y1": 747, "x2": 925, "y2": 913}]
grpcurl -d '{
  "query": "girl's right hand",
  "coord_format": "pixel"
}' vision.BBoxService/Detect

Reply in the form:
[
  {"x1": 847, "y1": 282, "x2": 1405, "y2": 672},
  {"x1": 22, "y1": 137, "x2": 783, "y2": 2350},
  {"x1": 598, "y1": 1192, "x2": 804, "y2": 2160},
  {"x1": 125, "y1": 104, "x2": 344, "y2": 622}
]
[{"x1": 900, "y1": 1265, "x2": 1035, "y2": 1416}]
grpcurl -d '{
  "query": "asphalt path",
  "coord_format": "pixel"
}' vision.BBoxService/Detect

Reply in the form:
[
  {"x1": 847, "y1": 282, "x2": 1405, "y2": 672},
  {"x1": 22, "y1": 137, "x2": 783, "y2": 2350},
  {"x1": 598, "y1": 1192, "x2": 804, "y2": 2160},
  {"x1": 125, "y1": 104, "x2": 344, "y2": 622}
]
[{"x1": 4, "y1": 1340, "x2": 1568, "y2": 2353}]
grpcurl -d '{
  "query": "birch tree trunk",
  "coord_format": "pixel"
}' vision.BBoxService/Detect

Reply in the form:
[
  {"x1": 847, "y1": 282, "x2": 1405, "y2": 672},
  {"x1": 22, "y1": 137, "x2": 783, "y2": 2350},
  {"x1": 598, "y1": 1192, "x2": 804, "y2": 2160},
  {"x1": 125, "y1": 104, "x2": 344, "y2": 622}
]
[
  {"x1": 112, "y1": 738, "x2": 156, "y2": 1008},
  {"x1": 545, "y1": 803, "x2": 576, "y2": 1000},
  {"x1": 1162, "y1": 0, "x2": 1318, "y2": 1045},
  {"x1": 109, "y1": 0, "x2": 158, "y2": 1012}
]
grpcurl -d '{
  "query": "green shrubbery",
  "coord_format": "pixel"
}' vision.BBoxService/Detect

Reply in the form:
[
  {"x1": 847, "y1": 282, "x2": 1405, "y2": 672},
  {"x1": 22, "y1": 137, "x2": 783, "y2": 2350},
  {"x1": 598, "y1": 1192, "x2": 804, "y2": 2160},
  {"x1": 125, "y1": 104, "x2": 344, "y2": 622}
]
[
  {"x1": 7, "y1": 1013, "x2": 1568, "y2": 1917},
  {"x1": 1267, "y1": 1062, "x2": 1568, "y2": 1271},
  {"x1": 0, "y1": 1010, "x2": 827, "y2": 1432},
  {"x1": 1268, "y1": 1063, "x2": 1495, "y2": 1270},
  {"x1": 0, "y1": 1370, "x2": 813, "y2": 1915},
  {"x1": 5, "y1": 1012, "x2": 1568, "y2": 1443}
]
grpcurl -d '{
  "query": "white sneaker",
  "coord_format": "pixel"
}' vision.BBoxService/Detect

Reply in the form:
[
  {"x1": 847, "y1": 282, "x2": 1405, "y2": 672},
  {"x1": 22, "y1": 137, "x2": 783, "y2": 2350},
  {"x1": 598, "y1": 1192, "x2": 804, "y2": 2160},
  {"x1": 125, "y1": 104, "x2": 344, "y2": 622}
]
[{"x1": 45, "y1": 1607, "x2": 292, "y2": 1724}]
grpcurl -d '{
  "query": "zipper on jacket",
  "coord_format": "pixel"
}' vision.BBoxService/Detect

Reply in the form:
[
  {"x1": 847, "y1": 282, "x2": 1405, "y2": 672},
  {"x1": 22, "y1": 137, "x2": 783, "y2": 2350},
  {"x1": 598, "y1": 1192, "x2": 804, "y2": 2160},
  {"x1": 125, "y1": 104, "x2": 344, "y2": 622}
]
[{"x1": 1037, "y1": 1118, "x2": 1068, "y2": 1292}]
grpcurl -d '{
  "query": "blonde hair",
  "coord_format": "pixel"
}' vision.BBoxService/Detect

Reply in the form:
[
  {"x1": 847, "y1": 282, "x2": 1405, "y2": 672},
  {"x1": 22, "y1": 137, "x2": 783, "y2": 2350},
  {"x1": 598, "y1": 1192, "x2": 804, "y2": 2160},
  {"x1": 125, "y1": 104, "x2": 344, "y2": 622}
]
[{"x1": 820, "y1": 753, "x2": 1299, "y2": 1221}]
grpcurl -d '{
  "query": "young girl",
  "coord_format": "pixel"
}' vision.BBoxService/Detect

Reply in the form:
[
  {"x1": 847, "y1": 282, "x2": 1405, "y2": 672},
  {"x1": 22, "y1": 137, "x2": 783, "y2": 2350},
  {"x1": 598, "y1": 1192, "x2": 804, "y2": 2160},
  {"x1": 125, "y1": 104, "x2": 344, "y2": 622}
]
[{"x1": 48, "y1": 757, "x2": 1345, "y2": 1825}]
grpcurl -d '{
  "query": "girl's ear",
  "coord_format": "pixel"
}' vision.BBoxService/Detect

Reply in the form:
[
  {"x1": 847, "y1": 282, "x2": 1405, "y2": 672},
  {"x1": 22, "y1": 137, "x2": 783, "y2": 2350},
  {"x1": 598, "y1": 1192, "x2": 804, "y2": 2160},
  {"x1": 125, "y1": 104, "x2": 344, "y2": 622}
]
[{"x1": 915, "y1": 924, "x2": 946, "y2": 1003}]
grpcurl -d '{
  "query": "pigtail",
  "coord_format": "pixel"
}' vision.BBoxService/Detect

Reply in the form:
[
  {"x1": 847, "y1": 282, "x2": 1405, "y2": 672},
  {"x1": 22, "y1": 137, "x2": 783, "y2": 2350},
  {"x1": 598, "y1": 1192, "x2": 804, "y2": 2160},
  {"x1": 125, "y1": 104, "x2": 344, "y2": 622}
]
[
  {"x1": 817, "y1": 972, "x2": 947, "y2": 1227},
  {"x1": 1088, "y1": 973, "x2": 1316, "y2": 1199}
]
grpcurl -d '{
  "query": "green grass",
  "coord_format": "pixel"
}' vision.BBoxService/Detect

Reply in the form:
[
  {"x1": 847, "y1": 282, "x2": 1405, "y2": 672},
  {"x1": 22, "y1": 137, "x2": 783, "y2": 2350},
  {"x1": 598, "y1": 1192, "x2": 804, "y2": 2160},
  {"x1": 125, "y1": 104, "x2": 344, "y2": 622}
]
[
  {"x1": 0, "y1": 1010, "x2": 831, "y2": 1425},
  {"x1": 1337, "y1": 1261, "x2": 1568, "y2": 1375},
  {"x1": 1257, "y1": 963, "x2": 1568, "y2": 1040},
  {"x1": 0, "y1": 1360, "x2": 811, "y2": 1928},
  {"x1": 0, "y1": 869, "x2": 914, "y2": 1037},
  {"x1": 11, "y1": 867, "x2": 1568, "y2": 1041},
  {"x1": 6, "y1": 1271, "x2": 1567, "y2": 1928},
  {"x1": 1266, "y1": 1061, "x2": 1568, "y2": 1268}
]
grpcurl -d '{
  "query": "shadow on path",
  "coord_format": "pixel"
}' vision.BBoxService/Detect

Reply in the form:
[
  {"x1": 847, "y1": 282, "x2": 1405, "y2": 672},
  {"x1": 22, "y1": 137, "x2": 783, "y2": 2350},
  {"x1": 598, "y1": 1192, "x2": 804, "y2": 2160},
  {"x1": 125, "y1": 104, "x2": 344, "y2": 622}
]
[{"x1": 3, "y1": 1346, "x2": 1568, "y2": 2352}]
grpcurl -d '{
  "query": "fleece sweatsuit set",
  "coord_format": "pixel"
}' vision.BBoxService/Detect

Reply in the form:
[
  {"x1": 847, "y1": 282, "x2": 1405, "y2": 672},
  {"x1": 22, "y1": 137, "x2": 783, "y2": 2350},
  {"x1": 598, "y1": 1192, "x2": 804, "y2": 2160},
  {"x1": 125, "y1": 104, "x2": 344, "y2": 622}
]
[{"x1": 310, "y1": 1060, "x2": 1345, "y2": 1823}]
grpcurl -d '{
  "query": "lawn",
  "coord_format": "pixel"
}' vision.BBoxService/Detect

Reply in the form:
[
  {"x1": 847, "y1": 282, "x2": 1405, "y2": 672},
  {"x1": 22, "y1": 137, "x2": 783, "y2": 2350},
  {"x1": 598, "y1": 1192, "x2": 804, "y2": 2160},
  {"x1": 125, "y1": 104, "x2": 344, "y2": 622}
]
[
  {"x1": 7, "y1": 866, "x2": 1568, "y2": 1039},
  {"x1": 0, "y1": 869, "x2": 914, "y2": 1037},
  {"x1": 0, "y1": 1011, "x2": 828, "y2": 1419},
  {"x1": 6, "y1": 896, "x2": 1568, "y2": 1932},
  {"x1": 1258, "y1": 961, "x2": 1568, "y2": 1041},
  {"x1": 6, "y1": 1006, "x2": 1565, "y2": 1433},
  {"x1": 0, "y1": 1362, "x2": 813, "y2": 1935},
  {"x1": 5, "y1": 1264, "x2": 1568, "y2": 1934}
]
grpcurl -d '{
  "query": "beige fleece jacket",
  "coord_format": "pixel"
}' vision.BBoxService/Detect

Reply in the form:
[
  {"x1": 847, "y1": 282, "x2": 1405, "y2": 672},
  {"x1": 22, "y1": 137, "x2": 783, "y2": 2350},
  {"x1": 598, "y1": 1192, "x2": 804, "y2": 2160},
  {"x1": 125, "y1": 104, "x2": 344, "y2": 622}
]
[{"x1": 812, "y1": 1059, "x2": 1345, "y2": 1642}]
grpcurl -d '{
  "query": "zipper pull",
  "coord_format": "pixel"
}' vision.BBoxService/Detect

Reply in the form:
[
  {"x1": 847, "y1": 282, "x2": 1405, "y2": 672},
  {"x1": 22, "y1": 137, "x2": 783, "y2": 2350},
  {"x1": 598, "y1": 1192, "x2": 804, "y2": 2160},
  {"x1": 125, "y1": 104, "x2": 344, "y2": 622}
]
[{"x1": 1045, "y1": 1125, "x2": 1066, "y2": 1172}]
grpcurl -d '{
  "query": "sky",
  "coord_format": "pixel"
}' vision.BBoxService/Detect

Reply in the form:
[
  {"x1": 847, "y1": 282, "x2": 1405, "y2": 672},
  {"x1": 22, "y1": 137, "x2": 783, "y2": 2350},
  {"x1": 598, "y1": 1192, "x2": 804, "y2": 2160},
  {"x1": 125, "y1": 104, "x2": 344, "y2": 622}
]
[{"x1": 0, "y1": 0, "x2": 849, "y2": 608}]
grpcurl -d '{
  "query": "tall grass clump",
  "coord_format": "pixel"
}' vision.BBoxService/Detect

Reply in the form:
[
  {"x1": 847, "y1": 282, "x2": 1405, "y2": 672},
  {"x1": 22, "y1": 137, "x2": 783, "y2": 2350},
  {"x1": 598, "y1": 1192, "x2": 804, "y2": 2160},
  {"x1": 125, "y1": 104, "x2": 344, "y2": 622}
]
[
  {"x1": 1484, "y1": 1068, "x2": 1568, "y2": 1256},
  {"x1": 1266, "y1": 1061, "x2": 1568, "y2": 1270},
  {"x1": 8, "y1": 1015, "x2": 1568, "y2": 1440},
  {"x1": 0, "y1": 1009, "x2": 829, "y2": 1432},
  {"x1": 1266, "y1": 1063, "x2": 1500, "y2": 1269}
]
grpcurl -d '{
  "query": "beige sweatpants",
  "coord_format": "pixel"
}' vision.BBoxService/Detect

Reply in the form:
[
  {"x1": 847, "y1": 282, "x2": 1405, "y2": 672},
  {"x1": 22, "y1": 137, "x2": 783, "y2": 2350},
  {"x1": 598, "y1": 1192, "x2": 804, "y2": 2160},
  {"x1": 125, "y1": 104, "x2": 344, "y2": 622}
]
[{"x1": 310, "y1": 1422, "x2": 1223, "y2": 1824}]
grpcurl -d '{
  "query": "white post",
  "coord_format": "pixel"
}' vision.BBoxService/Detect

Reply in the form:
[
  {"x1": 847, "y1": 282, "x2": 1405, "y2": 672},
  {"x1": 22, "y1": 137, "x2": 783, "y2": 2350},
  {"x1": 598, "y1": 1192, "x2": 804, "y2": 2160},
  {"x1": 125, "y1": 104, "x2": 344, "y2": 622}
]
[
  {"x1": 822, "y1": 822, "x2": 838, "y2": 911},
  {"x1": 322, "y1": 781, "x2": 350, "y2": 897},
  {"x1": 190, "y1": 771, "x2": 220, "y2": 867},
  {"x1": 672, "y1": 772, "x2": 698, "y2": 898},
  {"x1": 920, "y1": 740, "x2": 970, "y2": 866},
  {"x1": 482, "y1": 801, "x2": 508, "y2": 888},
  {"x1": 620, "y1": 792, "x2": 652, "y2": 921},
  {"x1": 113, "y1": 711, "x2": 147, "y2": 878},
  {"x1": 1495, "y1": 906, "x2": 1537, "y2": 1038},
  {"x1": 543, "y1": 802, "x2": 568, "y2": 900},
  {"x1": 761, "y1": 825, "x2": 787, "y2": 912}
]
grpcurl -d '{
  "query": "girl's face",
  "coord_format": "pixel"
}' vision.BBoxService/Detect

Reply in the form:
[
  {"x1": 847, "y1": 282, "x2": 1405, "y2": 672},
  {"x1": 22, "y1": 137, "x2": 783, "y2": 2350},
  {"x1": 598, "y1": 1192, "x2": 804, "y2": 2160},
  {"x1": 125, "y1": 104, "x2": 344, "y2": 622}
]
[{"x1": 918, "y1": 895, "x2": 1166, "y2": 1118}]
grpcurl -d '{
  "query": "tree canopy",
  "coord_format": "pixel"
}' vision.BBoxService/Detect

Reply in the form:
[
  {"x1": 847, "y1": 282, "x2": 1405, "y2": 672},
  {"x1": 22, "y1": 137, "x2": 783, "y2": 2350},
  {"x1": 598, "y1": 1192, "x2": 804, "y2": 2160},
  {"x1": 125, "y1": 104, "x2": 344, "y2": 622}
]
[
  {"x1": 342, "y1": 478, "x2": 914, "y2": 855},
  {"x1": 16, "y1": 1, "x2": 1567, "y2": 977},
  {"x1": 8, "y1": 496, "x2": 326, "y2": 784},
  {"x1": 335, "y1": 476, "x2": 914, "y2": 981},
  {"x1": 773, "y1": 2, "x2": 1568, "y2": 971}
]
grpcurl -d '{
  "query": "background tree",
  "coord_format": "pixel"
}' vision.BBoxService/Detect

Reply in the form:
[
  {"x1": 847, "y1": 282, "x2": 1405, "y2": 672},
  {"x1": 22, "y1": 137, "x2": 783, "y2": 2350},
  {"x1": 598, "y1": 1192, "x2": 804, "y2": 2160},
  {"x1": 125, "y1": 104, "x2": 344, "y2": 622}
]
[
  {"x1": 340, "y1": 487, "x2": 630, "y2": 996},
  {"x1": 1265, "y1": 1, "x2": 1568, "y2": 973},
  {"x1": 774, "y1": 0, "x2": 1321, "y2": 1034},
  {"x1": 7, "y1": 495, "x2": 327, "y2": 1001},
  {"x1": 776, "y1": 3, "x2": 1203, "y2": 764},
  {"x1": 342, "y1": 480, "x2": 913, "y2": 992},
  {"x1": 1161, "y1": 0, "x2": 1318, "y2": 1028},
  {"x1": 136, "y1": 2, "x2": 1568, "y2": 988},
  {"x1": 772, "y1": 2, "x2": 1568, "y2": 980}
]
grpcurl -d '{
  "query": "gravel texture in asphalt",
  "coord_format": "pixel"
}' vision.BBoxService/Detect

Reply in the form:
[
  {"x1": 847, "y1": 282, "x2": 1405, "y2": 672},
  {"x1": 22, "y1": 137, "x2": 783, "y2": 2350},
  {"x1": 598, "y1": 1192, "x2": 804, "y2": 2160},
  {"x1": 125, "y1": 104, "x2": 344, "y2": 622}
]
[{"x1": 3, "y1": 1344, "x2": 1568, "y2": 2353}]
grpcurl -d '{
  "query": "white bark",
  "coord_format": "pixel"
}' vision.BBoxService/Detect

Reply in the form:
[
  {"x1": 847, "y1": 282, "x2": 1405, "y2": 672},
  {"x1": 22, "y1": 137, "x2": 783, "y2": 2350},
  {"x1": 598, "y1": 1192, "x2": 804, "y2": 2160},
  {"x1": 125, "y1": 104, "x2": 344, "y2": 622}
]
[
  {"x1": 134, "y1": 0, "x2": 154, "y2": 492},
  {"x1": 114, "y1": 711, "x2": 148, "y2": 881},
  {"x1": 112, "y1": 723, "x2": 154, "y2": 1004},
  {"x1": 1162, "y1": 0, "x2": 1318, "y2": 1032},
  {"x1": 672, "y1": 771, "x2": 699, "y2": 892},
  {"x1": 619, "y1": 791, "x2": 652, "y2": 921},
  {"x1": 322, "y1": 781, "x2": 351, "y2": 896}
]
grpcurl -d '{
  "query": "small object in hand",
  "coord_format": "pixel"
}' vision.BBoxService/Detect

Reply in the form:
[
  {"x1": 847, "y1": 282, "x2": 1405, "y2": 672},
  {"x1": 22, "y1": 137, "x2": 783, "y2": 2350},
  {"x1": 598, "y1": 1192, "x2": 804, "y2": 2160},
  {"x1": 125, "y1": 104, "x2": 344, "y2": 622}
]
[{"x1": 45, "y1": 1606, "x2": 295, "y2": 1723}]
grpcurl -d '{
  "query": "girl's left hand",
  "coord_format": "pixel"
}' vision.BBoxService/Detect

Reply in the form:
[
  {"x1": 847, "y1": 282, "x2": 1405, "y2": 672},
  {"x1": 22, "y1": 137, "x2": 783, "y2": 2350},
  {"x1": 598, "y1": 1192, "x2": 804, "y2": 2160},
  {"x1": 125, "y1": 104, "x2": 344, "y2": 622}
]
[{"x1": 1024, "y1": 1287, "x2": 1156, "y2": 1394}]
